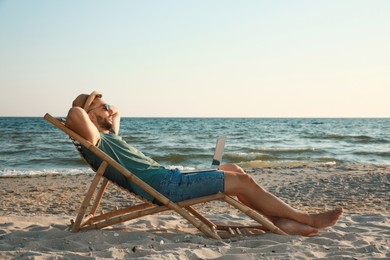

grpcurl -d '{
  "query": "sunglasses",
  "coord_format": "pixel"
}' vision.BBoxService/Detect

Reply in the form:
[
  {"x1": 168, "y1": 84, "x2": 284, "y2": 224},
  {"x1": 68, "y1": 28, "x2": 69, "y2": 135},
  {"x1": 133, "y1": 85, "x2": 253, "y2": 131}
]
[{"x1": 87, "y1": 104, "x2": 111, "y2": 113}]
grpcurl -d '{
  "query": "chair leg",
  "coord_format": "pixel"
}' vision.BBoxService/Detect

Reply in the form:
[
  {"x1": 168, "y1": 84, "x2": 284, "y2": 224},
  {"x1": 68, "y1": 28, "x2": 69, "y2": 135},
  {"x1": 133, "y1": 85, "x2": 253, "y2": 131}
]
[
  {"x1": 72, "y1": 161, "x2": 108, "y2": 232},
  {"x1": 223, "y1": 195, "x2": 287, "y2": 235},
  {"x1": 185, "y1": 206, "x2": 217, "y2": 229},
  {"x1": 89, "y1": 178, "x2": 109, "y2": 216}
]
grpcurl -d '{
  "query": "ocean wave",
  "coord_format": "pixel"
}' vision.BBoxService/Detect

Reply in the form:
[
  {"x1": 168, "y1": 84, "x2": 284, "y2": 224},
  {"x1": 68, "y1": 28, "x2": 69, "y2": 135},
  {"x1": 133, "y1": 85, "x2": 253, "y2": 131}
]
[
  {"x1": 153, "y1": 152, "x2": 211, "y2": 164},
  {"x1": 254, "y1": 147, "x2": 321, "y2": 154},
  {"x1": 165, "y1": 165, "x2": 197, "y2": 171},
  {"x1": 0, "y1": 168, "x2": 94, "y2": 177},
  {"x1": 27, "y1": 157, "x2": 85, "y2": 166},
  {"x1": 0, "y1": 148, "x2": 33, "y2": 155},
  {"x1": 305, "y1": 133, "x2": 389, "y2": 144},
  {"x1": 239, "y1": 160, "x2": 337, "y2": 169},
  {"x1": 223, "y1": 148, "x2": 324, "y2": 163},
  {"x1": 224, "y1": 152, "x2": 276, "y2": 162},
  {"x1": 352, "y1": 151, "x2": 390, "y2": 158},
  {"x1": 0, "y1": 156, "x2": 85, "y2": 169}
]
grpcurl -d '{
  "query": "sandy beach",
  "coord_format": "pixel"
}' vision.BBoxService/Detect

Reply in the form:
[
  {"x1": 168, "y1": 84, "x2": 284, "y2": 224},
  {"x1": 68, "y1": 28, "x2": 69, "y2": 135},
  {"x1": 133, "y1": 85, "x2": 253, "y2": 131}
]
[{"x1": 1, "y1": 164, "x2": 389, "y2": 259}]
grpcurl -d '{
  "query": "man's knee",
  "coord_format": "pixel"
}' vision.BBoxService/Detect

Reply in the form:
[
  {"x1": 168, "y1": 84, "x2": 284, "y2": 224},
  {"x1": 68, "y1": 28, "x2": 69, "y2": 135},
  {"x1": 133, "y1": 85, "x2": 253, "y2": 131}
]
[
  {"x1": 236, "y1": 172, "x2": 256, "y2": 186},
  {"x1": 225, "y1": 172, "x2": 259, "y2": 196},
  {"x1": 220, "y1": 163, "x2": 246, "y2": 174}
]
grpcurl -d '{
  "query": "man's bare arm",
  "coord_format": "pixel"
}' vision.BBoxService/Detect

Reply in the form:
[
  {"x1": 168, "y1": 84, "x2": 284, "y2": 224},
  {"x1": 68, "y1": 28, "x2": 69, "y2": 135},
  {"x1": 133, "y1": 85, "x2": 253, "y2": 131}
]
[{"x1": 65, "y1": 107, "x2": 100, "y2": 145}]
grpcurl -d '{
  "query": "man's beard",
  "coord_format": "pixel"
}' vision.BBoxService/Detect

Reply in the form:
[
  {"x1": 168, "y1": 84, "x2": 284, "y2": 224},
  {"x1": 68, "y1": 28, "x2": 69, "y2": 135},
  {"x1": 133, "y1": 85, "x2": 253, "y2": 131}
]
[{"x1": 96, "y1": 116, "x2": 112, "y2": 131}]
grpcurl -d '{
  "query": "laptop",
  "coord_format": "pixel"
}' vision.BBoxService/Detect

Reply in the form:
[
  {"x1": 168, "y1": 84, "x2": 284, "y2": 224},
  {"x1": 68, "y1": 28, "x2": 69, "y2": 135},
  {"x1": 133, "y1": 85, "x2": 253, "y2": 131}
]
[
  {"x1": 182, "y1": 136, "x2": 226, "y2": 174},
  {"x1": 211, "y1": 136, "x2": 226, "y2": 168}
]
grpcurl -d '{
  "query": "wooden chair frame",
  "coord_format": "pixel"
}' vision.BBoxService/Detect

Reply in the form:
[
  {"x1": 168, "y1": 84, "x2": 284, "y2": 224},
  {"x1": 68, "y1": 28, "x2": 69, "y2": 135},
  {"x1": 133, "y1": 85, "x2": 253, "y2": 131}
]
[{"x1": 44, "y1": 113, "x2": 287, "y2": 239}]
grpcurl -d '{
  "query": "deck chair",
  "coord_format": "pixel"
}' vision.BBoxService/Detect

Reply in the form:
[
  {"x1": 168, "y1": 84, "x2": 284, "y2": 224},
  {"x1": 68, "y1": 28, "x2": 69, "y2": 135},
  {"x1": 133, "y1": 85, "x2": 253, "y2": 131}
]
[{"x1": 44, "y1": 113, "x2": 287, "y2": 239}]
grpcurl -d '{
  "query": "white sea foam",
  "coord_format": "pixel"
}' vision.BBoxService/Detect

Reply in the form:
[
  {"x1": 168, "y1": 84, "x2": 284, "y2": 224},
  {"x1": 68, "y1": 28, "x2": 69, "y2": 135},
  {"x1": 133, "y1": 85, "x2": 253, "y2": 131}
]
[
  {"x1": 239, "y1": 160, "x2": 337, "y2": 168},
  {"x1": 0, "y1": 168, "x2": 94, "y2": 177},
  {"x1": 166, "y1": 165, "x2": 197, "y2": 171}
]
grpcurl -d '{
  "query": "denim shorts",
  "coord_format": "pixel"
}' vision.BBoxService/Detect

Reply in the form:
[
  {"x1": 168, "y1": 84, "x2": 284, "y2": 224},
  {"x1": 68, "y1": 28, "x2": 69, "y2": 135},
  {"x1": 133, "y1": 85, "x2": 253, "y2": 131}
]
[{"x1": 155, "y1": 168, "x2": 224, "y2": 204}]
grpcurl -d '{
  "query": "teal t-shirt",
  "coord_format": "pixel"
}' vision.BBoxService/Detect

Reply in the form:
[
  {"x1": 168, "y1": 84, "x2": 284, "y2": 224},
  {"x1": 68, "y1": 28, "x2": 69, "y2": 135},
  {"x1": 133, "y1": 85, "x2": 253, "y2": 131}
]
[{"x1": 81, "y1": 130, "x2": 167, "y2": 201}]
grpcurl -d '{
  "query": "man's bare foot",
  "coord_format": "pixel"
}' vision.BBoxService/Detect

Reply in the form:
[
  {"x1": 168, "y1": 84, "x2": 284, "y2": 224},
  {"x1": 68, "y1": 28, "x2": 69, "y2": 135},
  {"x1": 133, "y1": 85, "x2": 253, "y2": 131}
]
[
  {"x1": 274, "y1": 218, "x2": 319, "y2": 236},
  {"x1": 310, "y1": 207, "x2": 343, "y2": 229}
]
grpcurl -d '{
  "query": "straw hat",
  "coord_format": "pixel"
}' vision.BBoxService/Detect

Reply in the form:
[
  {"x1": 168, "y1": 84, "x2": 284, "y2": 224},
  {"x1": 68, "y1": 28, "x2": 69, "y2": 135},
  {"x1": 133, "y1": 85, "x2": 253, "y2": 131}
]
[{"x1": 72, "y1": 91, "x2": 102, "y2": 111}]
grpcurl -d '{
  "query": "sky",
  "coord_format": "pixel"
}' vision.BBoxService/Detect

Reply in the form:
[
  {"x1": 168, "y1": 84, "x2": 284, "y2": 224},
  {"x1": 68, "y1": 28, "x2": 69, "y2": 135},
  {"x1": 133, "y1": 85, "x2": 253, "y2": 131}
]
[{"x1": 0, "y1": 1, "x2": 389, "y2": 117}]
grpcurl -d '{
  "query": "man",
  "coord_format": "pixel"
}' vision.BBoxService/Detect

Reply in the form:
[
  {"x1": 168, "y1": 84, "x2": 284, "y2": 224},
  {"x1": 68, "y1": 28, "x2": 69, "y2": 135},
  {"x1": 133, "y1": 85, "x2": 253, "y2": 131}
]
[{"x1": 66, "y1": 91, "x2": 343, "y2": 236}]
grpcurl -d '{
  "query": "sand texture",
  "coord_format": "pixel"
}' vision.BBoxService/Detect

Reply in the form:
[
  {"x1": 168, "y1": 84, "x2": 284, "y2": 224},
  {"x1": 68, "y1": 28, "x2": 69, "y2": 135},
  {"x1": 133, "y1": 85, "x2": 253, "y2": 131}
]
[{"x1": 1, "y1": 164, "x2": 389, "y2": 259}]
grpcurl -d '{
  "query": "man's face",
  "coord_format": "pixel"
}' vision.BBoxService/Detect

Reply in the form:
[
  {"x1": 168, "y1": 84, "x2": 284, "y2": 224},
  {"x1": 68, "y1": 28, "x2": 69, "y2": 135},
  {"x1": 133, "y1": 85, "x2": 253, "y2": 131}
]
[
  {"x1": 88, "y1": 98, "x2": 113, "y2": 131},
  {"x1": 96, "y1": 113, "x2": 112, "y2": 131}
]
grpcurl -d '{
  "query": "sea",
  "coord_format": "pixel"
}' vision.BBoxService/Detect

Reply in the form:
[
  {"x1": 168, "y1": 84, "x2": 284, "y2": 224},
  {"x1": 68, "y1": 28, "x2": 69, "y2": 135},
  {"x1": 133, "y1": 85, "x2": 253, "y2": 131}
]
[{"x1": 0, "y1": 117, "x2": 389, "y2": 177}]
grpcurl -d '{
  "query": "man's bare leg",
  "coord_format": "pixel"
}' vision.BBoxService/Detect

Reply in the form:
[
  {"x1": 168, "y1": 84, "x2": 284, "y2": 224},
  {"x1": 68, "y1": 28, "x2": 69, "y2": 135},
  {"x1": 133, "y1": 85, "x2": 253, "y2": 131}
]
[
  {"x1": 307, "y1": 208, "x2": 343, "y2": 229},
  {"x1": 222, "y1": 167, "x2": 343, "y2": 235},
  {"x1": 272, "y1": 218, "x2": 319, "y2": 236},
  {"x1": 233, "y1": 193, "x2": 320, "y2": 235}
]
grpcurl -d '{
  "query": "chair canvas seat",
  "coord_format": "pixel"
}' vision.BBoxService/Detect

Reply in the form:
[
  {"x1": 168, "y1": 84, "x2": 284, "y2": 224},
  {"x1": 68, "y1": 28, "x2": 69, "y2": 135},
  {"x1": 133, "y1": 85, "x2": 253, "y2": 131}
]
[{"x1": 44, "y1": 113, "x2": 287, "y2": 239}]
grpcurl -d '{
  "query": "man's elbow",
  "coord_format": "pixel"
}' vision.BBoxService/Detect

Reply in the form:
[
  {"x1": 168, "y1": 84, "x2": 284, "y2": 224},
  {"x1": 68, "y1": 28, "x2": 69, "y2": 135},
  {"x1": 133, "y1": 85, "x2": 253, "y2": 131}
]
[{"x1": 65, "y1": 107, "x2": 84, "y2": 128}]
